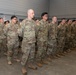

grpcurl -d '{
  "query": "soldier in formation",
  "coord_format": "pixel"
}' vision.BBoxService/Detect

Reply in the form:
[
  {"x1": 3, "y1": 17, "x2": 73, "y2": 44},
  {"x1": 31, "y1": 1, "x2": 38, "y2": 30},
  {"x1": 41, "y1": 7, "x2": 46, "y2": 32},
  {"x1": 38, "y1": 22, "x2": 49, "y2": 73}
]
[
  {"x1": 36, "y1": 12, "x2": 49, "y2": 67},
  {"x1": 4, "y1": 16, "x2": 20, "y2": 65},
  {"x1": 0, "y1": 9, "x2": 76, "y2": 75}
]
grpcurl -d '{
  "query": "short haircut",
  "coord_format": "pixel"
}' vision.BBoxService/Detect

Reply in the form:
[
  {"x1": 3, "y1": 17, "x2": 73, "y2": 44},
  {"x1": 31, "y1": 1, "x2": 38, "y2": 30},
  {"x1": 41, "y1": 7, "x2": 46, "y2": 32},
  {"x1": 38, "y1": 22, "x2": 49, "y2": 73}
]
[
  {"x1": 41, "y1": 12, "x2": 48, "y2": 18},
  {"x1": 4, "y1": 20, "x2": 10, "y2": 24},
  {"x1": 11, "y1": 15, "x2": 17, "y2": 20},
  {"x1": 67, "y1": 19, "x2": 72, "y2": 22},
  {"x1": 61, "y1": 18, "x2": 66, "y2": 20},
  {"x1": 72, "y1": 20, "x2": 76, "y2": 22}
]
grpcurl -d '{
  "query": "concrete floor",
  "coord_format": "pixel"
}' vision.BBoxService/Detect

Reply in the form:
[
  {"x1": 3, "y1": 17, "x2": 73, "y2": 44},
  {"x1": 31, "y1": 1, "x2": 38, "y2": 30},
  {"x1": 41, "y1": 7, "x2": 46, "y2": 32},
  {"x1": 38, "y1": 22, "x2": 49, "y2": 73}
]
[{"x1": 0, "y1": 50, "x2": 76, "y2": 75}]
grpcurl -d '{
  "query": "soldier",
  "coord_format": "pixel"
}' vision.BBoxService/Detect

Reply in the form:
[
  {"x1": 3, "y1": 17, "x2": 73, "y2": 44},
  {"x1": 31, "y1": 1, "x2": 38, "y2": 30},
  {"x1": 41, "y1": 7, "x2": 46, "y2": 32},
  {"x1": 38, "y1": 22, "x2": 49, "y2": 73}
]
[
  {"x1": 57, "y1": 19, "x2": 66, "y2": 55},
  {"x1": 4, "y1": 15, "x2": 20, "y2": 65},
  {"x1": 19, "y1": 9, "x2": 37, "y2": 75},
  {"x1": 73, "y1": 21, "x2": 76, "y2": 49},
  {"x1": 47, "y1": 16, "x2": 58, "y2": 58},
  {"x1": 65, "y1": 19, "x2": 72, "y2": 52},
  {"x1": 36, "y1": 12, "x2": 49, "y2": 67},
  {"x1": 3, "y1": 20, "x2": 10, "y2": 55},
  {"x1": 0, "y1": 18, "x2": 6, "y2": 56},
  {"x1": 71, "y1": 20, "x2": 76, "y2": 49}
]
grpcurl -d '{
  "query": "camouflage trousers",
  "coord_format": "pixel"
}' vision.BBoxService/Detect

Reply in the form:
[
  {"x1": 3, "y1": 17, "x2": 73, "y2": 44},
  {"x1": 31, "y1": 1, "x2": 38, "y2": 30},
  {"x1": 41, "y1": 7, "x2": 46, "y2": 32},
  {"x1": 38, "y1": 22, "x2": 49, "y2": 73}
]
[
  {"x1": 2, "y1": 38, "x2": 7, "y2": 53},
  {"x1": 0, "y1": 38, "x2": 7, "y2": 56},
  {"x1": 7, "y1": 39, "x2": 19, "y2": 61},
  {"x1": 57, "y1": 37, "x2": 65, "y2": 53},
  {"x1": 18, "y1": 36, "x2": 23, "y2": 48},
  {"x1": 72, "y1": 36, "x2": 76, "y2": 48},
  {"x1": 70, "y1": 34, "x2": 76, "y2": 48},
  {"x1": 65, "y1": 36, "x2": 72, "y2": 50},
  {"x1": 21, "y1": 41, "x2": 35, "y2": 66},
  {"x1": 0, "y1": 40, "x2": 3, "y2": 56},
  {"x1": 36, "y1": 40, "x2": 47, "y2": 61},
  {"x1": 47, "y1": 39, "x2": 57, "y2": 56}
]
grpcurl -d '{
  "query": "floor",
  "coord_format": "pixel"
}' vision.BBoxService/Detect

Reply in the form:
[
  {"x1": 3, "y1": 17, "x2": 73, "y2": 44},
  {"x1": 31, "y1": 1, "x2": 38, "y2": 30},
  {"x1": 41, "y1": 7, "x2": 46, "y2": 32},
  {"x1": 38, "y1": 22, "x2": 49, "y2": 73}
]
[{"x1": 0, "y1": 50, "x2": 76, "y2": 75}]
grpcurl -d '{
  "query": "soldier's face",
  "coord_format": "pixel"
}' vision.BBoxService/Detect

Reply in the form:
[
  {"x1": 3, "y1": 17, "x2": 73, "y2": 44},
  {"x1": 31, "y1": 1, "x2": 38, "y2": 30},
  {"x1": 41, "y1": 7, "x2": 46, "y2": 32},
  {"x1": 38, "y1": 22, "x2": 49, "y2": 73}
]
[
  {"x1": 53, "y1": 17, "x2": 57, "y2": 23},
  {"x1": 43, "y1": 14, "x2": 48, "y2": 21},
  {"x1": 73, "y1": 21, "x2": 75, "y2": 24},
  {"x1": 0, "y1": 19, "x2": 4, "y2": 23},
  {"x1": 6, "y1": 22, "x2": 9, "y2": 25},
  {"x1": 75, "y1": 21, "x2": 76, "y2": 24},
  {"x1": 68, "y1": 20, "x2": 72, "y2": 24},
  {"x1": 30, "y1": 11, "x2": 35, "y2": 19},
  {"x1": 62, "y1": 20, "x2": 66, "y2": 24},
  {"x1": 11, "y1": 18, "x2": 17, "y2": 24}
]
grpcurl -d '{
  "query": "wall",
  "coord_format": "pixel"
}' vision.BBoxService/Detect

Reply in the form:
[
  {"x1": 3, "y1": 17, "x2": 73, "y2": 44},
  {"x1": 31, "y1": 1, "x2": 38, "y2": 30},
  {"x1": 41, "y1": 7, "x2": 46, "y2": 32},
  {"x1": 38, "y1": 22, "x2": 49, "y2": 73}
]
[
  {"x1": 0, "y1": 0, "x2": 49, "y2": 20},
  {"x1": 49, "y1": 0, "x2": 76, "y2": 18}
]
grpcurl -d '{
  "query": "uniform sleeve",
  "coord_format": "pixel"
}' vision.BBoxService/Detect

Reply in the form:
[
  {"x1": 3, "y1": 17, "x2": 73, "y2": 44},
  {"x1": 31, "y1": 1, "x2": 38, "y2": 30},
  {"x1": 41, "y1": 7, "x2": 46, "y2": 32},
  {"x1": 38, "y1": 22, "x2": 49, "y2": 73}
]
[
  {"x1": 57, "y1": 25, "x2": 60, "y2": 36},
  {"x1": 3, "y1": 24, "x2": 10, "y2": 36},
  {"x1": 48, "y1": 24, "x2": 52, "y2": 35},
  {"x1": 18, "y1": 20, "x2": 25, "y2": 37}
]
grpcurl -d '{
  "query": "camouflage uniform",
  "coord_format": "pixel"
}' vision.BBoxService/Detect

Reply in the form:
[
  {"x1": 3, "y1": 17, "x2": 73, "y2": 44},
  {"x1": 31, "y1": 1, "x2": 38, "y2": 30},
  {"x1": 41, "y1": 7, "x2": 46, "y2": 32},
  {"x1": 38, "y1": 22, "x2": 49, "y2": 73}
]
[
  {"x1": 4, "y1": 23, "x2": 20, "y2": 61},
  {"x1": 0, "y1": 23, "x2": 6, "y2": 56},
  {"x1": 35, "y1": 23, "x2": 39, "y2": 59},
  {"x1": 47, "y1": 22, "x2": 57, "y2": 56},
  {"x1": 71, "y1": 23, "x2": 76, "y2": 48},
  {"x1": 36, "y1": 19, "x2": 49, "y2": 61},
  {"x1": 57, "y1": 24, "x2": 66, "y2": 53},
  {"x1": 20, "y1": 18, "x2": 36, "y2": 66},
  {"x1": 65, "y1": 24, "x2": 72, "y2": 50},
  {"x1": 18, "y1": 22, "x2": 23, "y2": 49}
]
